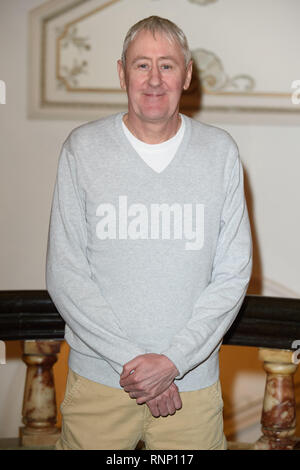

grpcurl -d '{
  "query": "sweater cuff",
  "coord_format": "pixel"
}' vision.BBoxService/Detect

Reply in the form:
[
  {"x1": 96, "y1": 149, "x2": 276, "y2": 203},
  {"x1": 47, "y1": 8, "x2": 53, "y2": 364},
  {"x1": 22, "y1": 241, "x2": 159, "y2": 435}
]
[{"x1": 161, "y1": 346, "x2": 188, "y2": 380}]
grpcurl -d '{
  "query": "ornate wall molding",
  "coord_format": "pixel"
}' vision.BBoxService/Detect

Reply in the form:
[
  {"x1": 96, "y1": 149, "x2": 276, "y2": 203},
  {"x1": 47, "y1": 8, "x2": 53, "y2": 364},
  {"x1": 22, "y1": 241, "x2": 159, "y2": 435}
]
[
  {"x1": 188, "y1": 0, "x2": 218, "y2": 5},
  {"x1": 192, "y1": 48, "x2": 255, "y2": 93},
  {"x1": 28, "y1": 0, "x2": 300, "y2": 122}
]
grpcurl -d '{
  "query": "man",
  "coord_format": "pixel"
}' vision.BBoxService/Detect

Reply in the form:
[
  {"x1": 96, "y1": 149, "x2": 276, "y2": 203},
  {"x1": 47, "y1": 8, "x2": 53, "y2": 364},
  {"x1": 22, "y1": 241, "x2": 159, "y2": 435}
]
[{"x1": 46, "y1": 16, "x2": 252, "y2": 450}]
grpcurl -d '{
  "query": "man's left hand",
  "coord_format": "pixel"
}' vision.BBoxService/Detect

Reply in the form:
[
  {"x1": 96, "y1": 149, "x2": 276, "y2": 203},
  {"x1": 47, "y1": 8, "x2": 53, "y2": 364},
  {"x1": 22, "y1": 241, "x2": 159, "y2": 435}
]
[{"x1": 120, "y1": 353, "x2": 179, "y2": 404}]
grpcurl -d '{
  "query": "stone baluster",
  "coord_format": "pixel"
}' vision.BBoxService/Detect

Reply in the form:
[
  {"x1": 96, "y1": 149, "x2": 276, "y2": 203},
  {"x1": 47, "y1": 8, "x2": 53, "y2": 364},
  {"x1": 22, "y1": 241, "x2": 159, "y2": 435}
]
[
  {"x1": 254, "y1": 348, "x2": 299, "y2": 450},
  {"x1": 20, "y1": 340, "x2": 62, "y2": 447}
]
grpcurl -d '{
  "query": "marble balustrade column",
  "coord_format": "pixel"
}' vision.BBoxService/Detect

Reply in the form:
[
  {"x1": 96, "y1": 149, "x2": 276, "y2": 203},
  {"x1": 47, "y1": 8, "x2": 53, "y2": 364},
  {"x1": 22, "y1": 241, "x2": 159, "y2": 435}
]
[
  {"x1": 20, "y1": 340, "x2": 62, "y2": 447},
  {"x1": 254, "y1": 348, "x2": 299, "y2": 450}
]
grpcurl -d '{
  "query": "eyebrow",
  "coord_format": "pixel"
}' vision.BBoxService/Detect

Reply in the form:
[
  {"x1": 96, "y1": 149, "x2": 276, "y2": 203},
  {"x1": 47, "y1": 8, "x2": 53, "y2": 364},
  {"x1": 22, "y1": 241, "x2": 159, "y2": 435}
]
[{"x1": 131, "y1": 55, "x2": 178, "y2": 64}]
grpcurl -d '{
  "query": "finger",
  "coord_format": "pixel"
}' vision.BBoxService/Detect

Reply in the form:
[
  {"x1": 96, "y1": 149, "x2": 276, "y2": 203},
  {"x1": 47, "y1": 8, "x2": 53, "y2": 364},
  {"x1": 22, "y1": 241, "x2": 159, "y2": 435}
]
[
  {"x1": 120, "y1": 369, "x2": 139, "y2": 387},
  {"x1": 136, "y1": 395, "x2": 148, "y2": 405},
  {"x1": 123, "y1": 382, "x2": 141, "y2": 392},
  {"x1": 164, "y1": 388, "x2": 176, "y2": 415},
  {"x1": 129, "y1": 390, "x2": 144, "y2": 399},
  {"x1": 121, "y1": 358, "x2": 140, "y2": 379},
  {"x1": 123, "y1": 378, "x2": 148, "y2": 393},
  {"x1": 147, "y1": 400, "x2": 160, "y2": 418},
  {"x1": 122, "y1": 368, "x2": 136, "y2": 378},
  {"x1": 124, "y1": 376, "x2": 161, "y2": 399},
  {"x1": 166, "y1": 397, "x2": 176, "y2": 416},
  {"x1": 136, "y1": 387, "x2": 160, "y2": 404},
  {"x1": 172, "y1": 389, "x2": 182, "y2": 410},
  {"x1": 157, "y1": 396, "x2": 169, "y2": 417},
  {"x1": 120, "y1": 369, "x2": 136, "y2": 383}
]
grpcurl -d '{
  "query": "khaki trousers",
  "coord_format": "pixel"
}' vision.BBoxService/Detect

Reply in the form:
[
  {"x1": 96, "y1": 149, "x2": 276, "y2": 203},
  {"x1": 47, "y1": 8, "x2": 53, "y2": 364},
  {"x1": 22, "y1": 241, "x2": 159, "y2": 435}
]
[{"x1": 55, "y1": 368, "x2": 227, "y2": 450}]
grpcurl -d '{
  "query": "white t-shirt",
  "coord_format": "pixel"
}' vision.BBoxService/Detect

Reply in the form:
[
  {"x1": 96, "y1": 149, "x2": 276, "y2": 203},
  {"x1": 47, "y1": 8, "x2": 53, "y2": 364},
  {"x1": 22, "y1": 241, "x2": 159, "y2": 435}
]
[{"x1": 122, "y1": 114, "x2": 186, "y2": 173}]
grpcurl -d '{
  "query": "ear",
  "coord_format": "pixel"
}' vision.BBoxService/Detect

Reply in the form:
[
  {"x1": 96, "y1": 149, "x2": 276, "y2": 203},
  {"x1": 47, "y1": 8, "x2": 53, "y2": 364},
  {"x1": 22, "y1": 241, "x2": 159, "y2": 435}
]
[
  {"x1": 183, "y1": 60, "x2": 193, "y2": 91},
  {"x1": 117, "y1": 59, "x2": 127, "y2": 91}
]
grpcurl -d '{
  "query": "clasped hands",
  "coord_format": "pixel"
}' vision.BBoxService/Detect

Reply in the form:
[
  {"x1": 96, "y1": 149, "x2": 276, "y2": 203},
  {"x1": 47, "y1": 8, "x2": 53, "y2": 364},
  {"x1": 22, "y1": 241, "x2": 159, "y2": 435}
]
[{"x1": 119, "y1": 353, "x2": 182, "y2": 418}]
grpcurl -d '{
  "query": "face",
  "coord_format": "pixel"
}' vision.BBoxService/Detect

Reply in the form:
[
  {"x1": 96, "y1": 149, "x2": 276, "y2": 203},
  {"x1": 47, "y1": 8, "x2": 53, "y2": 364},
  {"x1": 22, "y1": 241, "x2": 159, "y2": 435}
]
[{"x1": 118, "y1": 29, "x2": 192, "y2": 125}]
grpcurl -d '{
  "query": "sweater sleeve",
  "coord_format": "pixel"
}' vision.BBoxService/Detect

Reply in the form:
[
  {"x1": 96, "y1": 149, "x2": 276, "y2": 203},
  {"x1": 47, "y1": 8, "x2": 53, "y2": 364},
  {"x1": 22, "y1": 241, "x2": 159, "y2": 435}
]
[
  {"x1": 161, "y1": 150, "x2": 253, "y2": 379},
  {"x1": 46, "y1": 144, "x2": 146, "y2": 374}
]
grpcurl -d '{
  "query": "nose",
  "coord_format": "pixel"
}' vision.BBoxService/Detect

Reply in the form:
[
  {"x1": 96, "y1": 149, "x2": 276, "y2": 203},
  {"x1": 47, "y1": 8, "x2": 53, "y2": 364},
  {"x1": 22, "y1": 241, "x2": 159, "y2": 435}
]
[{"x1": 148, "y1": 64, "x2": 162, "y2": 87}]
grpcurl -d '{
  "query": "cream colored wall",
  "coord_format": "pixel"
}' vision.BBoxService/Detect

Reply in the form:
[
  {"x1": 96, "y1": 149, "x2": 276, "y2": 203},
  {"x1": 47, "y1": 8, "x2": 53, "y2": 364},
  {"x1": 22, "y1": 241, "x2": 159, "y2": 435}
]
[
  {"x1": 0, "y1": 0, "x2": 82, "y2": 438},
  {"x1": 0, "y1": 0, "x2": 300, "y2": 441}
]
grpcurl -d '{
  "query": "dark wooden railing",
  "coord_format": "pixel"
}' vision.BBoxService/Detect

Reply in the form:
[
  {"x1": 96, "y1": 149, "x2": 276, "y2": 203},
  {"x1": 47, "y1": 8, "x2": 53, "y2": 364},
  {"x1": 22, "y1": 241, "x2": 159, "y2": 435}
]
[{"x1": 1, "y1": 291, "x2": 300, "y2": 450}]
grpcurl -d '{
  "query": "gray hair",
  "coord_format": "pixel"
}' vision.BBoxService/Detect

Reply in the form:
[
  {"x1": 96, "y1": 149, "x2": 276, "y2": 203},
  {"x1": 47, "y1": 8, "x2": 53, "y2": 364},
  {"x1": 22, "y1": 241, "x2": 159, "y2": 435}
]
[{"x1": 121, "y1": 16, "x2": 192, "y2": 68}]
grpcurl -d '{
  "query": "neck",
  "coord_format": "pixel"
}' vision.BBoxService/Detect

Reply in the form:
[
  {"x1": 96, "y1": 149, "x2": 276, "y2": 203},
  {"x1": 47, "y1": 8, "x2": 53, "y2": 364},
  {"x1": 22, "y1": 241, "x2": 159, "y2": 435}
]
[{"x1": 123, "y1": 113, "x2": 181, "y2": 144}]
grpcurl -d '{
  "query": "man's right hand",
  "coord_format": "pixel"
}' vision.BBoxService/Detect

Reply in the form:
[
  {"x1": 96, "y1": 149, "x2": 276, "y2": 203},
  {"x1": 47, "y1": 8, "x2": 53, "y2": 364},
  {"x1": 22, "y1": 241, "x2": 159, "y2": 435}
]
[{"x1": 146, "y1": 382, "x2": 182, "y2": 418}]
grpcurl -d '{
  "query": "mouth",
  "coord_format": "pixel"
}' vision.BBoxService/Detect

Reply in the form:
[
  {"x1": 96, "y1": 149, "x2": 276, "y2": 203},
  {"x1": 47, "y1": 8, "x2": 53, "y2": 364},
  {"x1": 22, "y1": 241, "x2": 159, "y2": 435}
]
[{"x1": 143, "y1": 93, "x2": 165, "y2": 99}]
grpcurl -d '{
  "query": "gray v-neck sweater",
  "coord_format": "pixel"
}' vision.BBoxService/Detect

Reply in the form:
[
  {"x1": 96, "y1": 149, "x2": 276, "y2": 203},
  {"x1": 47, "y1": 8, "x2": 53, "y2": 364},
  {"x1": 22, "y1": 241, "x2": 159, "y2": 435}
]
[{"x1": 46, "y1": 112, "x2": 252, "y2": 392}]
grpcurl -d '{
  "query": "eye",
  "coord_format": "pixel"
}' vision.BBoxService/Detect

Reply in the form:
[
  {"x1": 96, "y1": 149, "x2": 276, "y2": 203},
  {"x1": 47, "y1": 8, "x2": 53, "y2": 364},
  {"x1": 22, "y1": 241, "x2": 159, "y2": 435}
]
[
  {"x1": 161, "y1": 64, "x2": 172, "y2": 70},
  {"x1": 138, "y1": 63, "x2": 149, "y2": 69}
]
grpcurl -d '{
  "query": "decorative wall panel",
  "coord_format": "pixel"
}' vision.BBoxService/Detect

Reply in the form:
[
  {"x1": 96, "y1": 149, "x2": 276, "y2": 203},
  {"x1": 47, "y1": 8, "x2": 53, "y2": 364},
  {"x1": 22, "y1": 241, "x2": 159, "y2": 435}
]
[{"x1": 28, "y1": 0, "x2": 300, "y2": 121}]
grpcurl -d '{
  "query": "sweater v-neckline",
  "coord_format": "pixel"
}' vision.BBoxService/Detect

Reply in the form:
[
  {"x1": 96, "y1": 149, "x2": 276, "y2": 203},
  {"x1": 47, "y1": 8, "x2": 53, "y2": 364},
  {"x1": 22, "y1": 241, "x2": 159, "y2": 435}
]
[{"x1": 114, "y1": 112, "x2": 191, "y2": 178}]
